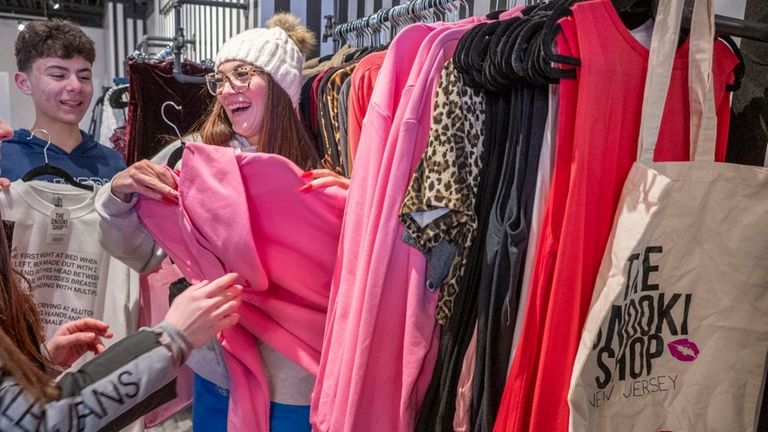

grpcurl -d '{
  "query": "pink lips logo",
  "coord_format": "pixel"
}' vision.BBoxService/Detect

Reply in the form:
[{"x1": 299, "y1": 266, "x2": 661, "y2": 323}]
[{"x1": 667, "y1": 338, "x2": 700, "y2": 361}]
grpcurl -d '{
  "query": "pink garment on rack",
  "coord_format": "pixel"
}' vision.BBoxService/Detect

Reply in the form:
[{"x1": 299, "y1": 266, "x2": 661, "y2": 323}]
[
  {"x1": 311, "y1": 17, "x2": 485, "y2": 432},
  {"x1": 138, "y1": 257, "x2": 194, "y2": 427},
  {"x1": 453, "y1": 325, "x2": 479, "y2": 432},
  {"x1": 310, "y1": 24, "x2": 437, "y2": 432},
  {"x1": 135, "y1": 142, "x2": 346, "y2": 432}
]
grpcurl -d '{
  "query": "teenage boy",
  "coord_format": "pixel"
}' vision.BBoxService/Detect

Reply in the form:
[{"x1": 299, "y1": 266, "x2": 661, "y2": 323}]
[{"x1": 1, "y1": 19, "x2": 125, "y2": 185}]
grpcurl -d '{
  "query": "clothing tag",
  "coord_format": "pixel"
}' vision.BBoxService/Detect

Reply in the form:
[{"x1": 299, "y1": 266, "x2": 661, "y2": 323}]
[
  {"x1": 47, "y1": 207, "x2": 71, "y2": 244},
  {"x1": 53, "y1": 194, "x2": 63, "y2": 208}
]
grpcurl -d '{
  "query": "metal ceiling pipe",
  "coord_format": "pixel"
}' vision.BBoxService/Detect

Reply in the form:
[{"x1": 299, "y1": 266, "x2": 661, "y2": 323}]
[{"x1": 171, "y1": 0, "x2": 205, "y2": 83}]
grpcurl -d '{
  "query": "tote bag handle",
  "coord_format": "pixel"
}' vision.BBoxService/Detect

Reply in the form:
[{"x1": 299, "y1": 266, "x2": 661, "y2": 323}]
[{"x1": 637, "y1": 0, "x2": 716, "y2": 163}]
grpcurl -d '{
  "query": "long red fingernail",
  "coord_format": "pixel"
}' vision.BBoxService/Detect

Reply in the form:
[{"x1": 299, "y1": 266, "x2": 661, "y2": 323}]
[
  {"x1": 302, "y1": 171, "x2": 315, "y2": 179},
  {"x1": 299, "y1": 184, "x2": 313, "y2": 193}
]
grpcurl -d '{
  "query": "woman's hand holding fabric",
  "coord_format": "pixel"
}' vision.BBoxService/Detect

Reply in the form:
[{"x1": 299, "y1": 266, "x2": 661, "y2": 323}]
[
  {"x1": 163, "y1": 273, "x2": 243, "y2": 348},
  {"x1": 299, "y1": 169, "x2": 351, "y2": 192},
  {"x1": 110, "y1": 159, "x2": 180, "y2": 203}
]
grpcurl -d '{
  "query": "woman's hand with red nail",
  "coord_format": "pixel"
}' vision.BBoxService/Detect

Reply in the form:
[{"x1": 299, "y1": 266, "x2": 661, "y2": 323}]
[{"x1": 299, "y1": 169, "x2": 350, "y2": 192}]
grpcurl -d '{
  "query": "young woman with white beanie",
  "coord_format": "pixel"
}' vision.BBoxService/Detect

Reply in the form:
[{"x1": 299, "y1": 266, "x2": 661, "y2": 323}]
[{"x1": 97, "y1": 13, "x2": 348, "y2": 432}]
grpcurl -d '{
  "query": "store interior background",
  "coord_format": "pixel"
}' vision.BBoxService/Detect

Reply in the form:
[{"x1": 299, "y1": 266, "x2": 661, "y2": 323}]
[{"x1": 0, "y1": 0, "x2": 753, "y2": 135}]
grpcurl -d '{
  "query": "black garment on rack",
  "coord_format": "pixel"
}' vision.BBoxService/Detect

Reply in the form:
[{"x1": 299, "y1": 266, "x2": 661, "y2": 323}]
[
  {"x1": 416, "y1": 89, "x2": 512, "y2": 432},
  {"x1": 415, "y1": 18, "x2": 509, "y2": 432},
  {"x1": 300, "y1": 73, "x2": 326, "y2": 159},
  {"x1": 725, "y1": 0, "x2": 768, "y2": 167},
  {"x1": 472, "y1": 83, "x2": 548, "y2": 432},
  {"x1": 125, "y1": 60, "x2": 214, "y2": 164},
  {"x1": 416, "y1": 20, "x2": 513, "y2": 430},
  {"x1": 416, "y1": 11, "x2": 559, "y2": 429},
  {"x1": 739, "y1": 0, "x2": 768, "y2": 423}
]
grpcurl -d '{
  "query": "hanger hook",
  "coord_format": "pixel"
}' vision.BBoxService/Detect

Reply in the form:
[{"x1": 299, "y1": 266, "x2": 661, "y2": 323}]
[
  {"x1": 161, "y1": 101, "x2": 184, "y2": 141},
  {"x1": 27, "y1": 128, "x2": 51, "y2": 165}
]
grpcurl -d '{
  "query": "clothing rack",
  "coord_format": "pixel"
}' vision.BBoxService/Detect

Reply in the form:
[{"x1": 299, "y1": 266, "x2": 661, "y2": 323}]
[
  {"x1": 161, "y1": 0, "x2": 249, "y2": 84},
  {"x1": 135, "y1": 35, "x2": 196, "y2": 58},
  {"x1": 335, "y1": 0, "x2": 767, "y2": 47},
  {"x1": 333, "y1": 0, "x2": 465, "y2": 47},
  {"x1": 683, "y1": 10, "x2": 768, "y2": 43}
]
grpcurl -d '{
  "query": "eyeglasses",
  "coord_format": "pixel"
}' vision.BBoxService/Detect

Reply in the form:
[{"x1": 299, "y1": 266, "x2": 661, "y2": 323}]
[{"x1": 205, "y1": 66, "x2": 264, "y2": 95}]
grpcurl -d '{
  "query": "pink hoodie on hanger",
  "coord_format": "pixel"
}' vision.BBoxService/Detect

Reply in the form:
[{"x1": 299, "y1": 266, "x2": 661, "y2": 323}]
[
  {"x1": 309, "y1": 23, "x2": 438, "y2": 432},
  {"x1": 135, "y1": 142, "x2": 346, "y2": 432},
  {"x1": 311, "y1": 13, "x2": 496, "y2": 431}
]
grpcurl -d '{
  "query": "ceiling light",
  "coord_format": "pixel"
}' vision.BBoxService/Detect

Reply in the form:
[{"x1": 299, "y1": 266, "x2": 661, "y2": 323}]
[{"x1": 17, "y1": 21, "x2": 24, "y2": 31}]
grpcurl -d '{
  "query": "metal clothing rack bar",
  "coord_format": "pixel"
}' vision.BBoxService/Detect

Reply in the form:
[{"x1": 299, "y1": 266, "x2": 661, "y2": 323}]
[
  {"x1": 333, "y1": 0, "x2": 465, "y2": 47},
  {"x1": 160, "y1": 0, "x2": 247, "y2": 16},
  {"x1": 136, "y1": 35, "x2": 196, "y2": 55},
  {"x1": 163, "y1": 0, "x2": 249, "y2": 84},
  {"x1": 335, "y1": 0, "x2": 768, "y2": 45},
  {"x1": 682, "y1": 12, "x2": 768, "y2": 43}
]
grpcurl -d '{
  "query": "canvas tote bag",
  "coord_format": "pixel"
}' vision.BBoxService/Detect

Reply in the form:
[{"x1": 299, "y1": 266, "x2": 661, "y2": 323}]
[{"x1": 567, "y1": 0, "x2": 768, "y2": 430}]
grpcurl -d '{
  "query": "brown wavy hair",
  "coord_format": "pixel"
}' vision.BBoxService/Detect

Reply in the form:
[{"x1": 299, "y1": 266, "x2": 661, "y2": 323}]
[
  {"x1": 0, "y1": 217, "x2": 59, "y2": 402},
  {"x1": 15, "y1": 19, "x2": 96, "y2": 72},
  {"x1": 197, "y1": 72, "x2": 320, "y2": 170}
]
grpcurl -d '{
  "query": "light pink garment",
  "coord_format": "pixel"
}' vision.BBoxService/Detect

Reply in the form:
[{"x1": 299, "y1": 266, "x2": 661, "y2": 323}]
[
  {"x1": 310, "y1": 23, "x2": 437, "y2": 432},
  {"x1": 138, "y1": 258, "x2": 194, "y2": 427},
  {"x1": 499, "y1": 7, "x2": 520, "y2": 19},
  {"x1": 311, "y1": 21, "x2": 478, "y2": 432},
  {"x1": 454, "y1": 325, "x2": 478, "y2": 432},
  {"x1": 136, "y1": 142, "x2": 346, "y2": 432}
]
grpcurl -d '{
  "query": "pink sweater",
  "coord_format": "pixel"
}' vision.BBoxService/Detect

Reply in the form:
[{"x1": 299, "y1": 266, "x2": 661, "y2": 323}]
[
  {"x1": 136, "y1": 142, "x2": 346, "y2": 432},
  {"x1": 311, "y1": 19, "x2": 483, "y2": 432}
]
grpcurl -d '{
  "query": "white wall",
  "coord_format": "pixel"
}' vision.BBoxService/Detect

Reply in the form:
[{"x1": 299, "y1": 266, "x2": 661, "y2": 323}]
[{"x1": 0, "y1": 19, "x2": 108, "y2": 133}]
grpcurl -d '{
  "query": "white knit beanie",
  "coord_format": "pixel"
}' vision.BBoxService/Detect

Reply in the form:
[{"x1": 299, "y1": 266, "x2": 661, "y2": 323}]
[{"x1": 215, "y1": 13, "x2": 316, "y2": 107}]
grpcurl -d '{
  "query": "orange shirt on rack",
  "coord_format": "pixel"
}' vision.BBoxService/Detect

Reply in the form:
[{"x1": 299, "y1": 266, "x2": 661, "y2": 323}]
[{"x1": 347, "y1": 50, "x2": 387, "y2": 168}]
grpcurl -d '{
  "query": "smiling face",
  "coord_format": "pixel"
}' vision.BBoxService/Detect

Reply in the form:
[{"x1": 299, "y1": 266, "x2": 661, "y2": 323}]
[
  {"x1": 15, "y1": 56, "x2": 93, "y2": 128},
  {"x1": 216, "y1": 60, "x2": 269, "y2": 142}
]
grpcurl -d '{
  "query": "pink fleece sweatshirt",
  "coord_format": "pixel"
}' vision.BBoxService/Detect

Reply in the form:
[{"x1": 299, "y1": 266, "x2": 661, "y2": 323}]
[
  {"x1": 311, "y1": 18, "x2": 484, "y2": 432},
  {"x1": 136, "y1": 142, "x2": 346, "y2": 432}
]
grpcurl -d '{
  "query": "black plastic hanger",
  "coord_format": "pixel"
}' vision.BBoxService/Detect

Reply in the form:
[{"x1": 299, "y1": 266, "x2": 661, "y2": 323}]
[
  {"x1": 540, "y1": 0, "x2": 580, "y2": 78},
  {"x1": 612, "y1": 0, "x2": 655, "y2": 30},
  {"x1": 108, "y1": 85, "x2": 129, "y2": 109},
  {"x1": 453, "y1": 23, "x2": 487, "y2": 88},
  {"x1": 541, "y1": 0, "x2": 745, "y2": 91},
  {"x1": 21, "y1": 129, "x2": 94, "y2": 192},
  {"x1": 718, "y1": 34, "x2": 745, "y2": 92},
  {"x1": 485, "y1": 16, "x2": 525, "y2": 91}
]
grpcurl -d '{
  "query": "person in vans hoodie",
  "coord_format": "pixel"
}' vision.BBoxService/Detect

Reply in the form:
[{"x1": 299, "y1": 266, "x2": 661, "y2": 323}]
[{"x1": 0, "y1": 19, "x2": 125, "y2": 187}]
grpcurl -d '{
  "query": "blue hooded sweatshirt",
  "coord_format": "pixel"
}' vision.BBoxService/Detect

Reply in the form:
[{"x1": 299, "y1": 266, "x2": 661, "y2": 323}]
[{"x1": 0, "y1": 129, "x2": 126, "y2": 186}]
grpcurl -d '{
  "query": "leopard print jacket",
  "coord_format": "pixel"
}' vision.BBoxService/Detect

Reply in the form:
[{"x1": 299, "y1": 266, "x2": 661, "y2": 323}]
[{"x1": 399, "y1": 60, "x2": 486, "y2": 324}]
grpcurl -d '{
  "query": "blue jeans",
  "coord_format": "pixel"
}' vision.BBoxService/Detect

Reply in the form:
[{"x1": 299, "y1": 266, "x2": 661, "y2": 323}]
[{"x1": 192, "y1": 374, "x2": 311, "y2": 431}]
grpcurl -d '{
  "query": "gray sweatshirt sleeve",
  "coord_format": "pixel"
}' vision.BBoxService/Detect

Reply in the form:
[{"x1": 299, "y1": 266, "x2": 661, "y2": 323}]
[
  {"x1": 0, "y1": 325, "x2": 192, "y2": 432},
  {"x1": 94, "y1": 140, "x2": 186, "y2": 274},
  {"x1": 95, "y1": 187, "x2": 167, "y2": 274}
]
